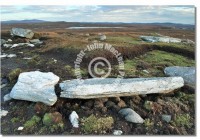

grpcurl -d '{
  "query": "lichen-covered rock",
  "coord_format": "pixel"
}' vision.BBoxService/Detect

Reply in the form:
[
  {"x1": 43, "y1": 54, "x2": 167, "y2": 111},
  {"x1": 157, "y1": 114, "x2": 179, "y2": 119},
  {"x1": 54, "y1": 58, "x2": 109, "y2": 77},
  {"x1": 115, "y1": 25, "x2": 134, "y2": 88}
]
[
  {"x1": 11, "y1": 28, "x2": 34, "y2": 39},
  {"x1": 164, "y1": 66, "x2": 195, "y2": 88},
  {"x1": 60, "y1": 77, "x2": 184, "y2": 99},
  {"x1": 9, "y1": 71, "x2": 59, "y2": 106}
]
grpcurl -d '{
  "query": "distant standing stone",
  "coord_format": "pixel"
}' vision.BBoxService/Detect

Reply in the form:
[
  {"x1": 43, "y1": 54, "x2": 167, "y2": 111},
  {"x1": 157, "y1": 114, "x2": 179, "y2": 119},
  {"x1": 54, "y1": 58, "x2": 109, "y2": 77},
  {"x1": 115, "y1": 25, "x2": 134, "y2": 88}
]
[
  {"x1": 9, "y1": 71, "x2": 59, "y2": 106},
  {"x1": 164, "y1": 66, "x2": 195, "y2": 88},
  {"x1": 119, "y1": 108, "x2": 144, "y2": 123},
  {"x1": 99, "y1": 35, "x2": 106, "y2": 41},
  {"x1": 11, "y1": 28, "x2": 34, "y2": 39}
]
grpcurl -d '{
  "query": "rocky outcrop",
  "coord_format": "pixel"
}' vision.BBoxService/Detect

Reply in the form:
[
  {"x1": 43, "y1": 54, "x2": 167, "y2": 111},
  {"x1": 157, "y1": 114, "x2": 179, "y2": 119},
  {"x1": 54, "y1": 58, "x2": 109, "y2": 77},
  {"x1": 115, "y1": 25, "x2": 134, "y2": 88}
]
[
  {"x1": 164, "y1": 66, "x2": 195, "y2": 88},
  {"x1": 9, "y1": 71, "x2": 59, "y2": 106},
  {"x1": 140, "y1": 36, "x2": 182, "y2": 43},
  {"x1": 11, "y1": 28, "x2": 34, "y2": 39},
  {"x1": 60, "y1": 77, "x2": 184, "y2": 99}
]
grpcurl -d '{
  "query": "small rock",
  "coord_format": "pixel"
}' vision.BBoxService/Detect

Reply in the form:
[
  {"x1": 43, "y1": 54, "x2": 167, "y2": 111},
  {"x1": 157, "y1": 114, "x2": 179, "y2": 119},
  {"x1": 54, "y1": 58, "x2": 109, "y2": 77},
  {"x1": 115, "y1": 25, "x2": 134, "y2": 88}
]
[
  {"x1": 23, "y1": 57, "x2": 32, "y2": 60},
  {"x1": 142, "y1": 70, "x2": 149, "y2": 74},
  {"x1": 99, "y1": 35, "x2": 106, "y2": 41},
  {"x1": 101, "y1": 107, "x2": 107, "y2": 113},
  {"x1": 11, "y1": 44, "x2": 19, "y2": 48},
  {"x1": 29, "y1": 39, "x2": 43, "y2": 44},
  {"x1": 27, "y1": 44, "x2": 35, "y2": 47},
  {"x1": 84, "y1": 100, "x2": 94, "y2": 108},
  {"x1": 162, "y1": 115, "x2": 172, "y2": 123},
  {"x1": 17, "y1": 126, "x2": 24, "y2": 131},
  {"x1": 106, "y1": 101, "x2": 115, "y2": 108},
  {"x1": 7, "y1": 39, "x2": 12, "y2": 42},
  {"x1": 7, "y1": 54, "x2": 17, "y2": 58},
  {"x1": 3, "y1": 94, "x2": 12, "y2": 102},
  {"x1": 3, "y1": 44, "x2": 12, "y2": 48},
  {"x1": 69, "y1": 111, "x2": 79, "y2": 128},
  {"x1": 94, "y1": 100, "x2": 104, "y2": 108},
  {"x1": 0, "y1": 84, "x2": 7, "y2": 89},
  {"x1": 0, "y1": 110, "x2": 8, "y2": 118},
  {"x1": 117, "y1": 100, "x2": 127, "y2": 108},
  {"x1": 43, "y1": 112, "x2": 63, "y2": 126},
  {"x1": 1, "y1": 39, "x2": 6, "y2": 45},
  {"x1": 119, "y1": 108, "x2": 144, "y2": 123},
  {"x1": 113, "y1": 130, "x2": 123, "y2": 135},
  {"x1": 111, "y1": 97, "x2": 121, "y2": 103}
]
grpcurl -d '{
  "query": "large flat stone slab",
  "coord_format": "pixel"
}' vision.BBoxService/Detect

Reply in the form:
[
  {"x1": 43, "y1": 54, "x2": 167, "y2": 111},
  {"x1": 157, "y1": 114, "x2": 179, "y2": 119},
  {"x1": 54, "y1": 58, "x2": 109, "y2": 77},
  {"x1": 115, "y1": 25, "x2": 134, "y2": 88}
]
[
  {"x1": 9, "y1": 71, "x2": 59, "y2": 106},
  {"x1": 60, "y1": 77, "x2": 184, "y2": 99},
  {"x1": 164, "y1": 66, "x2": 195, "y2": 88}
]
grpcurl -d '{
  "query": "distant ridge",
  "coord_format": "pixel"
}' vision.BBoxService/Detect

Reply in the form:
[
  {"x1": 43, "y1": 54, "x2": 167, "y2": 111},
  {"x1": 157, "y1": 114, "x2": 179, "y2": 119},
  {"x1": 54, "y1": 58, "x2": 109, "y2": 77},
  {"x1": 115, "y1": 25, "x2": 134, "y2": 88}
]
[{"x1": 1, "y1": 19, "x2": 47, "y2": 24}]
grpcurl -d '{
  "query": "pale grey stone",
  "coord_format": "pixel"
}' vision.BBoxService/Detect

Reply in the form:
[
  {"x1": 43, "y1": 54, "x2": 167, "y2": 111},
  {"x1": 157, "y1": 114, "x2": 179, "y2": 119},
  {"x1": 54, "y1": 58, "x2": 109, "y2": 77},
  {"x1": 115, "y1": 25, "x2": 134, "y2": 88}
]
[
  {"x1": 0, "y1": 110, "x2": 8, "y2": 118},
  {"x1": 113, "y1": 130, "x2": 123, "y2": 135},
  {"x1": 3, "y1": 94, "x2": 12, "y2": 102},
  {"x1": 162, "y1": 115, "x2": 172, "y2": 123},
  {"x1": 29, "y1": 39, "x2": 43, "y2": 44},
  {"x1": 1, "y1": 39, "x2": 6, "y2": 45},
  {"x1": 140, "y1": 36, "x2": 181, "y2": 43},
  {"x1": 9, "y1": 71, "x2": 59, "y2": 106},
  {"x1": 60, "y1": 77, "x2": 184, "y2": 99},
  {"x1": 11, "y1": 28, "x2": 34, "y2": 39},
  {"x1": 119, "y1": 108, "x2": 144, "y2": 123},
  {"x1": 99, "y1": 35, "x2": 106, "y2": 41},
  {"x1": 164, "y1": 66, "x2": 195, "y2": 88}
]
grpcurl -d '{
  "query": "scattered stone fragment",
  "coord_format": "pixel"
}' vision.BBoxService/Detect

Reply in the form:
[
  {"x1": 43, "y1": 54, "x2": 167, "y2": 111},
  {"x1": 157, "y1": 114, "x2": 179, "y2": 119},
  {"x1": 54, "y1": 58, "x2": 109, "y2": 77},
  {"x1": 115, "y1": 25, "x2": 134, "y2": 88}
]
[
  {"x1": 11, "y1": 44, "x2": 19, "y2": 48},
  {"x1": 29, "y1": 39, "x2": 43, "y2": 44},
  {"x1": 1, "y1": 84, "x2": 7, "y2": 89},
  {"x1": 3, "y1": 94, "x2": 12, "y2": 102},
  {"x1": 17, "y1": 126, "x2": 24, "y2": 131},
  {"x1": 117, "y1": 100, "x2": 127, "y2": 108},
  {"x1": 3, "y1": 44, "x2": 12, "y2": 48},
  {"x1": 69, "y1": 111, "x2": 79, "y2": 128},
  {"x1": 0, "y1": 53, "x2": 17, "y2": 58},
  {"x1": 164, "y1": 66, "x2": 195, "y2": 88},
  {"x1": 0, "y1": 110, "x2": 8, "y2": 118},
  {"x1": 43, "y1": 112, "x2": 63, "y2": 126},
  {"x1": 113, "y1": 130, "x2": 123, "y2": 135},
  {"x1": 23, "y1": 57, "x2": 32, "y2": 60},
  {"x1": 99, "y1": 34, "x2": 106, "y2": 41},
  {"x1": 162, "y1": 115, "x2": 172, "y2": 123},
  {"x1": 7, "y1": 39, "x2": 12, "y2": 42},
  {"x1": 119, "y1": 108, "x2": 144, "y2": 123},
  {"x1": 11, "y1": 28, "x2": 34, "y2": 39},
  {"x1": 9, "y1": 71, "x2": 59, "y2": 106},
  {"x1": 60, "y1": 77, "x2": 184, "y2": 99},
  {"x1": 143, "y1": 70, "x2": 149, "y2": 74},
  {"x1": 1, "y1": 39, "x2": 6, "y2": 45}
]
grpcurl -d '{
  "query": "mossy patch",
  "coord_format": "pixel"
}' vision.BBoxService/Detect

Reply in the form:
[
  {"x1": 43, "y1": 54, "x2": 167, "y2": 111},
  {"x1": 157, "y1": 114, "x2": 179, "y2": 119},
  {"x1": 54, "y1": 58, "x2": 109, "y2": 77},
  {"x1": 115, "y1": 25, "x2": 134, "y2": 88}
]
[
  {"x1": 172, "y1": 114, "x2": 192, "y2": 128},
  {"x1": 81, "y1": 114, "x2": 114, "y2": 134},
  {"x1": 42, "y1": 112, "x2": 63, "y2": 126},
  {"x1": 11, "y1": 117, "x2": 20, "y2": 123},
  {"x1": 144, "y1": 118, "x2": 154, "y2": 130},
  {"x1": 8, "y1": 68, "x2": 22, "y2": 83},
  {"x1": 24, "y1": 115, "x2": 41, "y2": 129}
]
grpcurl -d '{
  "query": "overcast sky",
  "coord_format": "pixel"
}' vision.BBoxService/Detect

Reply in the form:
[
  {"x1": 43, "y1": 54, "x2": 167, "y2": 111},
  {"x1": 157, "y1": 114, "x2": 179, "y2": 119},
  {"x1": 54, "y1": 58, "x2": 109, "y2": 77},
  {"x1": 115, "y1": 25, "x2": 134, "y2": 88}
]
[{"x1": 0, "y1": 5, "x2": 195, "y2": 24}]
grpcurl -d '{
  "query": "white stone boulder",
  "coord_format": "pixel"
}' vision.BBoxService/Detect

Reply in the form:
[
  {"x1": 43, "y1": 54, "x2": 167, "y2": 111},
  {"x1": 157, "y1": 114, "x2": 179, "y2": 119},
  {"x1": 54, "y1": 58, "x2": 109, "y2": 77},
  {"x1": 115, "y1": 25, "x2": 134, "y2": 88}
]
[
  {"x1": 60, "y1": 77, "x2": 184, "y2": 99},
  {"x1": 9, "y1": 71, "x2": 59, "y2": 106},
  {"x1": 11, "y1": 28, "x2": 34, "y2": 39},
  {"x1": 164, "y1": 66, "x2": 195, "y2": 88}
]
